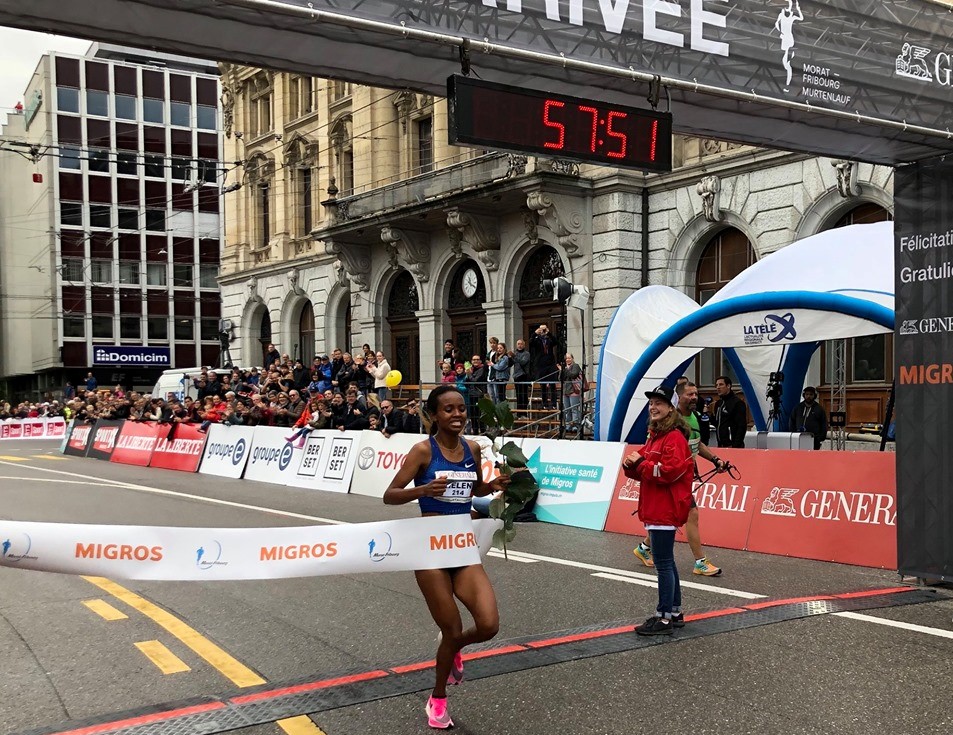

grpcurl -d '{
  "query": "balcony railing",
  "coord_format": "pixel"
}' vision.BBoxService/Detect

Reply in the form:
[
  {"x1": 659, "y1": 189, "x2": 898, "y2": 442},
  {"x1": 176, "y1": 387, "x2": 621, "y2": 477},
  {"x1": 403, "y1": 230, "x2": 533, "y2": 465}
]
[{"x1": 331, "y1": 152, "x2": 525, "y2": 222}]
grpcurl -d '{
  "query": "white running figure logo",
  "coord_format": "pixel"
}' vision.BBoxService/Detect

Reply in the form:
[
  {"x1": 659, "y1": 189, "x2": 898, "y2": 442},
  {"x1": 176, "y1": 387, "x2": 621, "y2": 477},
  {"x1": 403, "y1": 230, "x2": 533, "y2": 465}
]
[{"x1": 774, "y1": 0, "x2": 804, "y2": 89}]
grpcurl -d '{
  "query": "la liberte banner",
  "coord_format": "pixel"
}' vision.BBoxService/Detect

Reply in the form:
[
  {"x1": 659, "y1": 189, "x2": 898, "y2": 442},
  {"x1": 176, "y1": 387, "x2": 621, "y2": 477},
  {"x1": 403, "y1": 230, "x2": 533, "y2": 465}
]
[{"x1": 1, "y1": 0, "x2": 952, "y2": 162}]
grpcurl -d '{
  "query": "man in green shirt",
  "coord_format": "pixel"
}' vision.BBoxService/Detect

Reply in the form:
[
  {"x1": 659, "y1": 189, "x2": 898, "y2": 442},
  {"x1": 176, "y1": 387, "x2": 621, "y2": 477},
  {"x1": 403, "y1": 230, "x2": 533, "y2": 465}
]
[{"x1": 633, "y1": 380, "x2": 724, "y2": 576}]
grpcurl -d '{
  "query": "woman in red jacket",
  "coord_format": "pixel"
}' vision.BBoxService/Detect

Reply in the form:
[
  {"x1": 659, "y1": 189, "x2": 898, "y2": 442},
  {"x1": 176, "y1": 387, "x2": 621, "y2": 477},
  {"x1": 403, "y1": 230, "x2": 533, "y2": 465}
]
[{"x1": 623, "y1": 385, "x2": 694, "y2": 636}]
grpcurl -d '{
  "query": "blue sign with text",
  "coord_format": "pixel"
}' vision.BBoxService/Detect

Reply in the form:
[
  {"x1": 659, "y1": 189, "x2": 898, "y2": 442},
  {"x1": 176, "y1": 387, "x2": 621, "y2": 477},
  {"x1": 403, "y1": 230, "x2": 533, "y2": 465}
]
[{"x1": 92, "y1": 346, "x2": 171, "y2": 367}]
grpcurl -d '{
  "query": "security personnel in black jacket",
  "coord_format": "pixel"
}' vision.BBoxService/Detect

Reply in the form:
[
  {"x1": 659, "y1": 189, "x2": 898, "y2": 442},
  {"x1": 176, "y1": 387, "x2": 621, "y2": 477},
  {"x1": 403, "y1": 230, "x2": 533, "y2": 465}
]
[
  {"x1": 788, "y1": 386, "x2": 828, "y2": 450},
  {"x1": 713, "y1": 376, "x2": 747, "y2": 448}
]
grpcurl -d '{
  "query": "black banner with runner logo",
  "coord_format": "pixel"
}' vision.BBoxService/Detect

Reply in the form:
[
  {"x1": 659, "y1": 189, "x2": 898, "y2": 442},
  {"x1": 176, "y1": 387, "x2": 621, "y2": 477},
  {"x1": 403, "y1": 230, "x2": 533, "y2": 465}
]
[
  {"x1": 894, "y1": 157, "x2": 953, "y2": 581},
  {"x1": 85, "y1": 420, "x2": 125, "y2": 461}
]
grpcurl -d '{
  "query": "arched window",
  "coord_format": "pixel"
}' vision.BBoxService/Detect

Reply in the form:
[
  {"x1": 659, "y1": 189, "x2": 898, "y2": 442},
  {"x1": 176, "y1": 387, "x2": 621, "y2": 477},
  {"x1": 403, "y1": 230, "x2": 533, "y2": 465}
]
[
  {"x1": 297, "y1": 301, "x2": 315, "y2": 364},
  {"x1": 447, "y1": 261, "x2": 487, "y2": 364},
  {"x1": 518, "y1": 245, "x2": 567, "y2": 347},
  {"x1": 388, "y1": 270, "x2": 420, "y2": 384},
  {"x1": 822, "y1": 203, "x2": 893, "y2": 394},
  {"x1": 694, "y1": 228, "x2": 756, "y2": 386},
  {"x1": 387, "y1": 270, "x2": 420, "y2": 318},
  {"x1": 258, "y1": 309, "x2": 272, "y2": 361}
]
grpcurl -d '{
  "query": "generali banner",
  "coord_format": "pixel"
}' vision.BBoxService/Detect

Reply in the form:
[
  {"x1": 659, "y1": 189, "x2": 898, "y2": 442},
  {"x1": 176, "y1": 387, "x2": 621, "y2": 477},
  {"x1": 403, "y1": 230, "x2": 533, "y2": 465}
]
[
  {"x1": 149, "y1": 423, "x2": 209, "y2": 473},
  {"x1": 110, "y1": 422, "x2": 164, "y2": 467},
  {"x1": 604, "y1": 448, "x2": 897, "y2": 569}
]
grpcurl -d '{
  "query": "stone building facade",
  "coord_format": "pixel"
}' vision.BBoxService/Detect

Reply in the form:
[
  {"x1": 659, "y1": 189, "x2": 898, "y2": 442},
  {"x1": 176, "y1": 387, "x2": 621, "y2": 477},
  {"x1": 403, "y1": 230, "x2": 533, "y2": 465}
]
[{"x1": 218, "y1": 66, "x2": 893, "y2": 427}]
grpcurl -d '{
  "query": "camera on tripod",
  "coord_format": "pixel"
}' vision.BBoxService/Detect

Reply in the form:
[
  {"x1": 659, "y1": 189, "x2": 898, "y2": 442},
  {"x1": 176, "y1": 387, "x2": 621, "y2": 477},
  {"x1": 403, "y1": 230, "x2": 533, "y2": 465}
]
[{"x1": 765, "y1": 371, "x2": 784, "y2": 402}]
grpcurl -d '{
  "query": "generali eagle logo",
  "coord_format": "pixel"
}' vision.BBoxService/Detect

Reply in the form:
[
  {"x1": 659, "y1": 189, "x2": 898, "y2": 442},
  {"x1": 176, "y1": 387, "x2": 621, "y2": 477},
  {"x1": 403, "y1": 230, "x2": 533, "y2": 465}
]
[{"x1": 760, "y1": 486, "x2": 896, "y2": 525}]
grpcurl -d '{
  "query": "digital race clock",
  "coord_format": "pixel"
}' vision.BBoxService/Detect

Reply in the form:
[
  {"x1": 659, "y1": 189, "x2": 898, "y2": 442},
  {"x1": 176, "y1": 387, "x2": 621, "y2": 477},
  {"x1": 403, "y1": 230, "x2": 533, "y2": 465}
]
[{"x1": 448, "y1": 76, "x2": 672, "y2": 173}]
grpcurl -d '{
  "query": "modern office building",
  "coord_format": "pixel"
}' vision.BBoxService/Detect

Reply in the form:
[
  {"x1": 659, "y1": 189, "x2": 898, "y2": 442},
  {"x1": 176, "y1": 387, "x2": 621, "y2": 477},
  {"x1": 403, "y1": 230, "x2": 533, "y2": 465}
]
[
  {"x1": 217, "y1": 65, "x2": 893, "y2": 430},
  {"x1": 0, "y1": 44, "x2": 223, "y2": 399}
]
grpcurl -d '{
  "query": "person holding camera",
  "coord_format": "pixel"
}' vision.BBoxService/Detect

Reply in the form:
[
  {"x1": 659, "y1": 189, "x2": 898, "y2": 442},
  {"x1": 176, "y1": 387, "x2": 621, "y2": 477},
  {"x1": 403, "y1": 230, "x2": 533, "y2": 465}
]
[
  {"x1": 530, "y1": 324, "x2": 559, "y2": 410},
  {"x1": 789, "y1": 386, "x2": 827, "y2": 450}
]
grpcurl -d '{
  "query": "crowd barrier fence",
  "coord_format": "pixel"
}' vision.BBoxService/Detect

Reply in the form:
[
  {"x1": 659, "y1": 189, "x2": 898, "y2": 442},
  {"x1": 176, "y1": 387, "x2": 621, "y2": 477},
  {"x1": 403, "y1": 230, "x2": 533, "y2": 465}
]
[
  {"x1": 1, "y1": 417, "x2": 67, "y2": 440},
  {"x1": 58, "y1": 420, "x2": 898, "y2": 569}
]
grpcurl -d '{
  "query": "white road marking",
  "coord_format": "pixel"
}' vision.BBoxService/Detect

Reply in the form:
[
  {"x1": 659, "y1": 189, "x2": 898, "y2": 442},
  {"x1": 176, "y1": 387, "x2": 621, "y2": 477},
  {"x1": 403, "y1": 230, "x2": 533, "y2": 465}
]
[
  {"x1": 834, "y1": 611, "x2": 953, "y2": 640},
  {"x1": 487, "y1": 550, "x2": 538, "y2": 563},
  {"x1": 499, "y1": 547, "x2": 768, "y2": 599},
  {"x1": 0, "y1": 476, "x2": 110, "y2": 486},
  {"x1": 0, "y1": 460, "x2": 344, "y2": 525}
]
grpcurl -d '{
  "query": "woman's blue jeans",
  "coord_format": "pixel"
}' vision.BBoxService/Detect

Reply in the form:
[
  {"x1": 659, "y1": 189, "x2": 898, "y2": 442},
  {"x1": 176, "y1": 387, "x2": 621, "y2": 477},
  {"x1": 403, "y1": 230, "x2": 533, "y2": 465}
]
[{"x1": 648, "y1": 528, "x2": 681, "y2": 615}]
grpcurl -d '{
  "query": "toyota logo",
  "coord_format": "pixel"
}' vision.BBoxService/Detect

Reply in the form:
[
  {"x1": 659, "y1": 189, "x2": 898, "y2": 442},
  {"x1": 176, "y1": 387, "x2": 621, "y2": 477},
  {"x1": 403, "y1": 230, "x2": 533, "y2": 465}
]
[{"x1": 358, "y1": 447, "x2": 376, "y2": 470}]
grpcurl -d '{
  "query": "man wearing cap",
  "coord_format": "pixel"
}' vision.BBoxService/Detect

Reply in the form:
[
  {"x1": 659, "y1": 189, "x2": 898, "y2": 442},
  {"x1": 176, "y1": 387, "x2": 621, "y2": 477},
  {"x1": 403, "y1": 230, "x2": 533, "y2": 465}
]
[
  {"x1": 633, "y1": 381, "x2": 723, "y2": 577},
  {"x1": 789, "y1": 386, "x2": 827, "y2": 450}
]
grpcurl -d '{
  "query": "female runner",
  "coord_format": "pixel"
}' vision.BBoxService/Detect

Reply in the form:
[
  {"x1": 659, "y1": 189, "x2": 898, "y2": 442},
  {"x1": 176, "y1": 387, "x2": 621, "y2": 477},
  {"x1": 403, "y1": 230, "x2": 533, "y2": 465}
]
[{"x1": 384, "y1": 384, "x2": 509, "y2": 729}]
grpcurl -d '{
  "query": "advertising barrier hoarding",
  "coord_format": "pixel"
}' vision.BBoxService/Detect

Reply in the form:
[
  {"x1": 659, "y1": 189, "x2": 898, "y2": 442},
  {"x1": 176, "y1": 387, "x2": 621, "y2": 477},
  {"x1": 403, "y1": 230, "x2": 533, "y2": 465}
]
[
  {"x1": 0, "y1": 418, "x2": 67, "y2": 441},
  {"x1": 603, "y1": 447, "x2": 897, "y2": 568},
  {"x1": 243, "y1": 426, "x2": 305, "y2": 485},
  {"x1": 350, "y1": 431, "x2": 423, "y2": 498},
  {"x1": 286, "y1": 430, "x2": 360, "y2": 493},
  {"x1": 110, "y1": 422, "x2": 164, "y2": 467},
  {"x1": 84, "y1": 420, "x2": 124, "y2": 461},
  {"x1": 64, "y1": 422, "x2": 94, "y2": 456},
  {"x1": 198, "y1": 424, "x2": 255, "y2": 479},
  {"x1": 149, "y1": 423, "x2": 208, "y2": 473}
]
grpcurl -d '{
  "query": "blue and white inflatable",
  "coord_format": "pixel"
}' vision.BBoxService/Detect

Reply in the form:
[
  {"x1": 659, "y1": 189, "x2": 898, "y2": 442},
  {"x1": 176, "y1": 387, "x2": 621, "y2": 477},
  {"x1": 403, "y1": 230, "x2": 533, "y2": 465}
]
[{"x1": 596, "y1": 222, "x2": 895, "y2": 443}]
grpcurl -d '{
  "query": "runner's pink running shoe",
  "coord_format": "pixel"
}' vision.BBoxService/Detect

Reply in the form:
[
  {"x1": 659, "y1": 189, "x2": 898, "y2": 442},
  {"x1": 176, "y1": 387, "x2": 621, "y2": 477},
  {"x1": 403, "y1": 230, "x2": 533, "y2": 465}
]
[
  {"x1": 448, "y1": 651, "x2": 464, "y2": 685},
  {"x1": 426, "y1": 696, "x2": 453, "y2": 729}
]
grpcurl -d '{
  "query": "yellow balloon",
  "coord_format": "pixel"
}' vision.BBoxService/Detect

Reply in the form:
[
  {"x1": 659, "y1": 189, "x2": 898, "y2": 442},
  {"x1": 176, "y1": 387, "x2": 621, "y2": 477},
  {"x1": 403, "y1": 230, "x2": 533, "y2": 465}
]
[{"x1": 385, "y1": 369, "x2": 403, "y2": 388}]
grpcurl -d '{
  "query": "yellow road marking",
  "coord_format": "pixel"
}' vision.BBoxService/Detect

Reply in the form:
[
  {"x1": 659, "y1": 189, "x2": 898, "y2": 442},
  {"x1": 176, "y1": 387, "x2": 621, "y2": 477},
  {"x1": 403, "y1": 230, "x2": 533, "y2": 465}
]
[
  {"x1": 82, "y1": 599, "x2": 128, "y2": 621},
  {"x1": 0, "y1": 455, "x2": 28, "y2": 462},
  {"x1": 135, "y1": 640, "x2": 191, "y2": 674},
  {"x1": 30, "y1": 454, "x2": 69, "y2": 461},
  {"x1": 83, "y1": 577, "x2": 327, "y2": 734}
]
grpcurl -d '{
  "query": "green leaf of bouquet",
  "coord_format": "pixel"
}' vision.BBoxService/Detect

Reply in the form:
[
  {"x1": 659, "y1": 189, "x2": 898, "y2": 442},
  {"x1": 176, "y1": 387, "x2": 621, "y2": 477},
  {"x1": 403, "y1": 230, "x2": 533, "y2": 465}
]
[
  {"x1": 488, "y1": 494, "x2": 505, "y2": 519},
  {"x1": 497, "y1": 401, "x2": 515, "y2": 430},
  {"x1": 478, "y1": 395, "x2": 499, "y2": 427},
  {"x1": 499, "y1": 441, "x2": 528, "y2": 468},
  {"x1": 505, "y1": 527, "x2": 517, "y2": 543},
  {"x1": 492, "y1": 527, "x2": 508, "y2": 550}
]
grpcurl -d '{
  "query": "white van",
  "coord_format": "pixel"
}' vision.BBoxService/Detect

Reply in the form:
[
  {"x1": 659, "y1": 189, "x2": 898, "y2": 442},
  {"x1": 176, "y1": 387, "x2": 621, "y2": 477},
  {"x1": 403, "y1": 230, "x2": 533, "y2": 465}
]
[{"x1": 150, "y1": 366, "x2": 253, "y2": 401}]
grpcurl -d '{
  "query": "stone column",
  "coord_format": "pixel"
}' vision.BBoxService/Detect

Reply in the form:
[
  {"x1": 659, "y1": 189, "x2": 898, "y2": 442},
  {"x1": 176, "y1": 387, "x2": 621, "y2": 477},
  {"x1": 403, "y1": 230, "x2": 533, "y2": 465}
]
[
  {"x1": 483, "y1": 300, "x2": 515, "y2": 351},
  {"x1": 415, "y1": 308, "x2": 446, "y2": 387}
]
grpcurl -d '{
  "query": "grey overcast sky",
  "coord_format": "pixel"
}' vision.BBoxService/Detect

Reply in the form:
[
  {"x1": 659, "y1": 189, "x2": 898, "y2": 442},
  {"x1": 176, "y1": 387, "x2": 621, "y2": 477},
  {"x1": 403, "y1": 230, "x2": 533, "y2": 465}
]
[{"x1": 0, "y1": 28, "x2": 91, "y2": 126}]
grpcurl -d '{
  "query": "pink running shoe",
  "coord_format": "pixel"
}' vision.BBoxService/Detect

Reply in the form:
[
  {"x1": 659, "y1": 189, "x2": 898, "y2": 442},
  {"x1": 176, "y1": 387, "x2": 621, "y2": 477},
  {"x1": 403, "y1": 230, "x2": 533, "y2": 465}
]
[
  {"x1": 426, "y1": 696, "x2": 453, "y2": 729},
  {"x1": 448, "y1": 651, "x2": 464, "y2": 685}
]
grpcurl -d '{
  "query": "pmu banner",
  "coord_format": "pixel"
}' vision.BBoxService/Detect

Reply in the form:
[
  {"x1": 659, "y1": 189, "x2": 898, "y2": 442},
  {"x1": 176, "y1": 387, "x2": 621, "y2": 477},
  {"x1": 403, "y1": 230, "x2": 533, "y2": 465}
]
[
  {"x1": 149, "y1": 423, "x2": 209, "y2": 473},
  {"x1": 0, "y1": 515, "x2": 501, "y2": 581},
  {"x1": 85, "y1": 420, "x2": 124, "y2": 461},
  {"x1": 894, "y1": 158, "x2": 953, "y2": 581},
  {"x1": 4, "y1": 0, "x2": 952, "y2": 162}
]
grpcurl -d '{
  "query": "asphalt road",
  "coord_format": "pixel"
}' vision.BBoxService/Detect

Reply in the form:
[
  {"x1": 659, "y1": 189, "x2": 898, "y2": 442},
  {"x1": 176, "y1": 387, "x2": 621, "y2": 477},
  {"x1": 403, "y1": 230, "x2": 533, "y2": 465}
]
[{"x1": 1, "y1": 439, "x2": 952, "y2": 735}]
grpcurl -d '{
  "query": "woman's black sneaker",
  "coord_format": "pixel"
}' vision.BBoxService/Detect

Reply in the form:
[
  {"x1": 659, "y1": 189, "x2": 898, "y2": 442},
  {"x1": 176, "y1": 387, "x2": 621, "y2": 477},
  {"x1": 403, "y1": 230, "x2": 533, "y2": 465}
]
[
  {"x1": 636, "y1": 616, "x2": 673, "y2": 636},
  {"x1": 671, "y1": 612, "x2": 685, "y2": 628}
]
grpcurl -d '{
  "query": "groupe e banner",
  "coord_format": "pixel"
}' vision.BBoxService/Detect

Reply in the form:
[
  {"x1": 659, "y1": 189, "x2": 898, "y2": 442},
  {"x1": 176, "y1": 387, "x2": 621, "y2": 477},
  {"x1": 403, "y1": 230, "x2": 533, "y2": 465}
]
[{"x1": 0, "y1": 515, "x2": 502, "y2": 581}]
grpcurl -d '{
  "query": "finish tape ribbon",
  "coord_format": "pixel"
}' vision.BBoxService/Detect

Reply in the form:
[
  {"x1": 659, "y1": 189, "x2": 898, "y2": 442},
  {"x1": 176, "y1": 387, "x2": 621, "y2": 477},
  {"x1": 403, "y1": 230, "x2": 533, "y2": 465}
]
[{"x1": 0, "y1": 516, "x2": 502, "y2": 581}]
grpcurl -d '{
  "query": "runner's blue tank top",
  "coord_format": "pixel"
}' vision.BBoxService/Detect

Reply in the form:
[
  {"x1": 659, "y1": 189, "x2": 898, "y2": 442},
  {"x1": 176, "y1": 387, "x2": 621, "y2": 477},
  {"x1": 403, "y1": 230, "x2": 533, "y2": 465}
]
[{"x1": 416, "y1": 436, "x2": 478, "y2": 515}]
